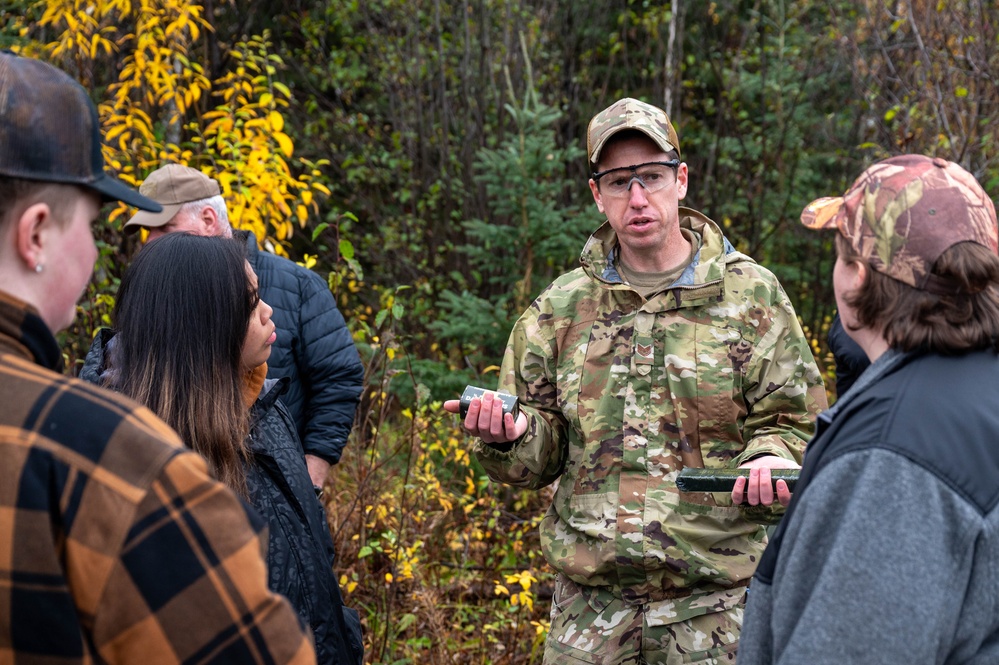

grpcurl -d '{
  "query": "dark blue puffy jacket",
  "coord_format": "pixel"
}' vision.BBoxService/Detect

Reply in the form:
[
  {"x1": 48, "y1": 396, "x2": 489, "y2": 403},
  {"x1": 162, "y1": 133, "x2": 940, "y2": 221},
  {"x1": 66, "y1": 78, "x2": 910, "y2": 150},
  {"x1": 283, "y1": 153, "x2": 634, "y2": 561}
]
[{"x1": 242, "y1": 231, "x2": 364, "y2": 464}]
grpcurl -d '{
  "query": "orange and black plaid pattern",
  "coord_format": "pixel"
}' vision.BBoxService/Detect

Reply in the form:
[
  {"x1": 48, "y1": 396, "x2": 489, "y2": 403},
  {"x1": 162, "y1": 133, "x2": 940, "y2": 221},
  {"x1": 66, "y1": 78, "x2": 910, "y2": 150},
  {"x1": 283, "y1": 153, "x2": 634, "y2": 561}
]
[{"x1": 0, "y1": 291, "x2": 316, "y2": 664}]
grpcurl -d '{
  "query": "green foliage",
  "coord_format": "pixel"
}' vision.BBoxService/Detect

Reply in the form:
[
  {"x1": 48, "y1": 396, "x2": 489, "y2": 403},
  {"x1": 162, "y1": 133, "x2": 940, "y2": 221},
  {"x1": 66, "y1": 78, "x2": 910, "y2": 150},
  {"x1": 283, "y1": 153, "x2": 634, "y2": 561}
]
[
  {"x1": 341, "y1": 308, "x2": 551, "y2": 663},
  {"x1": 20, "y1": 0, "x2": 999, "y2": 660},
  {"x1": 387, "y1": 357, "x2": 479, "y2": 412},
  {"x1": 432, "y1": 88, "x2": 591, "y2": 369},
  {"x1": 464, "y1": 98, "x2": 590, "y2": 299},
  {"x1": 430, "y1": 290, "x2": 513, "y2": 369},
  {"x1": 0, "y1": 3, "x2": 36, "y2": 50}
]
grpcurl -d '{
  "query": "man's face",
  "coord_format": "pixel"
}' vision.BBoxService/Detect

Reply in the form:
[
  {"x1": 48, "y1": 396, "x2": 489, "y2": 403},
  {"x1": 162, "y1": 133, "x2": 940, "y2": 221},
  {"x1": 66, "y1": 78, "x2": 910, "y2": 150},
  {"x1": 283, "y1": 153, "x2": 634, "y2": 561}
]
[
  {"x1": 588, "y1": 134, "x2": 688, "y2": 266},
  {"x1": 833, "y1": 253, "x2": 862, "y2": 336},
  {"x1": 145, "y1": 210, "x2": 211, "y2": 241},
  {"x1": 43, "y1": 189, "x2": 100, "y2": 332}
]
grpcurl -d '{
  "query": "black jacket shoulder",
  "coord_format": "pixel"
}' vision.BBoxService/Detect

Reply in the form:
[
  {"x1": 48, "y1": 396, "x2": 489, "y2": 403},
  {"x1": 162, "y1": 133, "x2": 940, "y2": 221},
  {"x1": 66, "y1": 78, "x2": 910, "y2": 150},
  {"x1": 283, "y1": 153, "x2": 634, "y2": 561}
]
[{"x1": 758, "y1": 350, "x2": 999, "y2": 585}]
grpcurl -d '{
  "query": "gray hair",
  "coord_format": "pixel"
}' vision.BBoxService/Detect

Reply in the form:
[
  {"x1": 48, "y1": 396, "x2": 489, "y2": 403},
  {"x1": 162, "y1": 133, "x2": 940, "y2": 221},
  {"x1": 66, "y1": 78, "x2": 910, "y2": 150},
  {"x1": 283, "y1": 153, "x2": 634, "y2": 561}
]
[{"x1": 178, "y1": 195, "x2": 232, "y2": 237}]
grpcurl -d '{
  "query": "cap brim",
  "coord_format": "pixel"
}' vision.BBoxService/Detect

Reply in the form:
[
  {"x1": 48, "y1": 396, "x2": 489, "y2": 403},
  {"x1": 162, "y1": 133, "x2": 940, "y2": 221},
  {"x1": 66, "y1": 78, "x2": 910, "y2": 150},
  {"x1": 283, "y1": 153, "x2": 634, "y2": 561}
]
[
  {"x1": 800, "y1": 196, "x2": 844, "y2": 231},
  {"x1": 88, "y1": 172, "x2": 163, "y2": 212},
  {"x1": 123, "y1": 201, "x2": 184, "y2": 232}
]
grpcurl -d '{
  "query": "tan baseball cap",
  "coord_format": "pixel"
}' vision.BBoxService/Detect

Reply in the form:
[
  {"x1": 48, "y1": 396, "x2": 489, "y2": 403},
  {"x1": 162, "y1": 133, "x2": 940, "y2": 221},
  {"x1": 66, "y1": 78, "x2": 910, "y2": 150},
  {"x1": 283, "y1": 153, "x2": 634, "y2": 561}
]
[
  {"x1": 124, "y1": 163, "x2": 221, "y2": 231},
  {"x1": 801, "y1": 154, "x2": 998, "y2": 290},
  {"x1": 587, "y1": 97, "x2": 681, "y2": 166}
]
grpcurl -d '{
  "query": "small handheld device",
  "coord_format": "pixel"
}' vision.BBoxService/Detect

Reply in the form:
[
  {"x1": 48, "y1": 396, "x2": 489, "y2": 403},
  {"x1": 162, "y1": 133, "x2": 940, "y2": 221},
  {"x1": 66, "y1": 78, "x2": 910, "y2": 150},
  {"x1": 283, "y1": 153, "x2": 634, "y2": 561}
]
[{"x1": 459, "y1": 385, "x2": 521, "y2": 420}]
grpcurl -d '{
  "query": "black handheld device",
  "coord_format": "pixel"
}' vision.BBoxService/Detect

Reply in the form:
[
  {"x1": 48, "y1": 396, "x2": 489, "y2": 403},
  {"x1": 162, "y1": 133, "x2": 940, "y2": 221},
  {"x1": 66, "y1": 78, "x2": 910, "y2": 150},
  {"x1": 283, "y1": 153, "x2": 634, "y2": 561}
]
[
  {"x1": 675, "y1": 467, "x2": 800, "y2": 493},
  {"x1": 459, "y1": 385, "x2": 521, "y2": 420}
]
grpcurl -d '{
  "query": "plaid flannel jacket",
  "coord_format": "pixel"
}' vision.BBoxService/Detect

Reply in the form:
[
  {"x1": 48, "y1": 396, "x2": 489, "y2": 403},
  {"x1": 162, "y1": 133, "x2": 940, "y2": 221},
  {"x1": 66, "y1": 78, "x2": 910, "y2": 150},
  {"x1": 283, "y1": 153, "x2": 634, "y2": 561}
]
[{"x1": 0, "y1": 291, "x2": 316, "y2": 665}]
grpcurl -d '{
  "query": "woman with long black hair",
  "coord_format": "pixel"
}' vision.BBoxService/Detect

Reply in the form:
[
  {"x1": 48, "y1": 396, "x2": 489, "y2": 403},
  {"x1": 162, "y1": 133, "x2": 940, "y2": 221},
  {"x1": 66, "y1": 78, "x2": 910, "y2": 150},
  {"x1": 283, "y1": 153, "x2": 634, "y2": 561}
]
[{"x1": 83, "y1": 232, "x2": 362, "y2": 665}]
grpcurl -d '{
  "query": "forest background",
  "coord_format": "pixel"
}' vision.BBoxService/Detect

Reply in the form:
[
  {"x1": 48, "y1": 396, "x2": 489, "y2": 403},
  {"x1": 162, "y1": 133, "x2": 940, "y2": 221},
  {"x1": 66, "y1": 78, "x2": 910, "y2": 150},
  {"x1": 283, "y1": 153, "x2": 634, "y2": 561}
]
[{"x1": 4, "y1": 0, "x2": 997, "y2": 662}]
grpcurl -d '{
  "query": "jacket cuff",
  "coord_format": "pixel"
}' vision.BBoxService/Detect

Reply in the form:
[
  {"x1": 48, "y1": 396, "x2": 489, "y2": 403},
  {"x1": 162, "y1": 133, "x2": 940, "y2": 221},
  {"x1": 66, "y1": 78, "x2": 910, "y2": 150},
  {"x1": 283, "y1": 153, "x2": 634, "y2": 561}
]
[
  {"x1": 472, "y1": 433, "x2": 527, "y2": 459},
  {"x1": 732, "y1": 442, "x2": 799, "y2": 468},
  {"x1": 301, "y1": 443, "x2": 341, "y2": 465}
]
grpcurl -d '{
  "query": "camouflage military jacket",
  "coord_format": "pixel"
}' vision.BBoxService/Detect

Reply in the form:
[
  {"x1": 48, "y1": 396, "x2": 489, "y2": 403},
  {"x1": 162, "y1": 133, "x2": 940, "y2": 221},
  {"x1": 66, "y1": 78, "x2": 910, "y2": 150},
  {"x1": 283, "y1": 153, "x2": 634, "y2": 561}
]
[{"x1": 474, "y1": 209, "x2": 827, "y2": 622}]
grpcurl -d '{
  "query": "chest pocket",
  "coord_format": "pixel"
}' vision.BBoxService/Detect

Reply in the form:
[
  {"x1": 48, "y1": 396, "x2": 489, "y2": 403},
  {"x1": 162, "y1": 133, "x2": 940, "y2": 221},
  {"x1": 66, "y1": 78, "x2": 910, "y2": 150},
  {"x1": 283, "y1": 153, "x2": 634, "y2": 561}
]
[
  {"x1": 551, "y1": 307, "x2": 751, "y2": 492},
  {"x1": 553, "y1": 312, "x2": 627, "y2": 495},
  {"x1": 658, "y1": 318, "x2": 748, "y2": 468}
]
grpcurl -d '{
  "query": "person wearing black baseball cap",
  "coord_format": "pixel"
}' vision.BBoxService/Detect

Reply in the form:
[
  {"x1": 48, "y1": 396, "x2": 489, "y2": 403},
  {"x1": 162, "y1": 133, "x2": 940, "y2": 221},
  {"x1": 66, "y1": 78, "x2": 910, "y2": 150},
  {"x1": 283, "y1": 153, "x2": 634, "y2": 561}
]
[
  {"x1": 0, "y1": 49, "x2": 162, "y2": 331},
  {"x1": 0, "y1": 51, "x2": 316, "y2": 664}
]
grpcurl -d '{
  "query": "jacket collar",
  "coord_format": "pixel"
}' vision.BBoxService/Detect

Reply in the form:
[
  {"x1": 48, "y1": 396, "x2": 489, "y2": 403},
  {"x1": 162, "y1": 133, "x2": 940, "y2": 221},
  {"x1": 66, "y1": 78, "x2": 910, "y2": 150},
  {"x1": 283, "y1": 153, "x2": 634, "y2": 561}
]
[
  {"x1": 816, "y1": 347, "x2": 913, "y2": 431},
  {"x1": 579, "y1": 207, "x2": 744, "y2": 305},
  {"x1": 235, "y1": 229, "x2": 261, "y2": 272},
  {"x1": 0, "y1": 290, "x2": 63, "y2": 371},
  {"x1": 252, "y1": 375, "x2": 290, "y2": 416},
  {"x1": 242, "y1": 362, "x2": 268, "y2": 409}
]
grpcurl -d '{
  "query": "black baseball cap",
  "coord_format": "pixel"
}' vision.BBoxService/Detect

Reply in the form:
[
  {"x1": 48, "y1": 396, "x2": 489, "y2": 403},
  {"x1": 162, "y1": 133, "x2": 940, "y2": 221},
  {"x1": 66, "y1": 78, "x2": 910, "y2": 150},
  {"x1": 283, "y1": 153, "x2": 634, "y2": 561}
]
[{"x1": 0, "y1": 51, "x2": 161, "y2": 211}]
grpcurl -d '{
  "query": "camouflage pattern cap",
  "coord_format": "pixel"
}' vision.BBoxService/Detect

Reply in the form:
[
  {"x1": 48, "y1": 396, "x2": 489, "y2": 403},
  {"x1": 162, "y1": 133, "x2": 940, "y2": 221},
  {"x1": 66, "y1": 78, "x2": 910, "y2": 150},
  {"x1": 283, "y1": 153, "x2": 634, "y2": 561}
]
[
  {"x1": 801, "y1": 154, "x2": 998, "y2": 290},
  {"x1": 587, "y1": 97, "x2": 680, "y2": 166}
]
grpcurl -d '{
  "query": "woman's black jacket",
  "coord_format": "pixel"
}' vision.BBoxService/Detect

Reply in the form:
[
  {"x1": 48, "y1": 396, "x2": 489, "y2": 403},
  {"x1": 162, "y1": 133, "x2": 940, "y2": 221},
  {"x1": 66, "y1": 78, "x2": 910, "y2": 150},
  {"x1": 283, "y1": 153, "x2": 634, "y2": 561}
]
[
  {"x1": 80, "y1": 332, "x2": 363, "y2": 664},
  {"x1": 249, "y1": 377, "x2": 363, "y2": 664}
]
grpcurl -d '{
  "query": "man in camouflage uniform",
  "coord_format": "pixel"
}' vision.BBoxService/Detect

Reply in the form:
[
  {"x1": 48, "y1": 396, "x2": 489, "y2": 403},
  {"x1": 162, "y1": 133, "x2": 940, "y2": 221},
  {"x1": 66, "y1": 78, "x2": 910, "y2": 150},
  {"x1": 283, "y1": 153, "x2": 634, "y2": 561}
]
[{"x1": 446, "y1": 97, "x2": 826, "y2": 663}]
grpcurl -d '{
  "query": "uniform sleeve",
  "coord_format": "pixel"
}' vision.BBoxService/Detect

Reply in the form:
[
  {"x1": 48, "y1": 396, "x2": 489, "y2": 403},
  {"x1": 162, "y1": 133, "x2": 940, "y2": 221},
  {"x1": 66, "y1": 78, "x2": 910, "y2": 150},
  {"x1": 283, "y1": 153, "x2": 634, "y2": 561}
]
[
  {"x1": 728, "y1": 283, "x2": 826, "y2": 522},
  {"x1": 298, "y1": 270, "x2": 364, "y2": 464},
  {"x1": 92, "y1": 450, "x2": 316, "y2": 665},
  {"x1": 472, "y1": 298, "x2": 568, "y2": 490},
  {"x1": 757, "y1": 449, "x2": 983, "y2": 664},
  {"x1": 734, "y1": 285, "x2": 826, "y2": 466}
]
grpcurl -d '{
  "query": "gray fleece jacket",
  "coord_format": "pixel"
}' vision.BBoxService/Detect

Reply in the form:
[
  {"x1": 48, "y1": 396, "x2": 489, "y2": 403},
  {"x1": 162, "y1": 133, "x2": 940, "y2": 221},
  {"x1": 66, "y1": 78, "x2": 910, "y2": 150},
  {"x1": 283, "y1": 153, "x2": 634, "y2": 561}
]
[{"x1": 739, "y1": 348, "x2": 999, "y2": 665}]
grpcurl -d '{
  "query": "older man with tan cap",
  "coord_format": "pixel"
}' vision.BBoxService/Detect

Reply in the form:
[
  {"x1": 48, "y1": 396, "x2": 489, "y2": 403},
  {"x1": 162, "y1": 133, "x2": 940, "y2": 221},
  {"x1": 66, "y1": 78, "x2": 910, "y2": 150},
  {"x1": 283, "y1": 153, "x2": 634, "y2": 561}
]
[
  {"x1": 86, "y1": 163, "x2": 364, "y2": 489},
  {"x1": 740, "y1": 155, "x2": 999, "y2": 665},
  {"x1": 444, "y1": 98, "x2": 826, "y2": 663},
  {"x1": 123, "y1": 162, "x2": 229, "y2": 237}
]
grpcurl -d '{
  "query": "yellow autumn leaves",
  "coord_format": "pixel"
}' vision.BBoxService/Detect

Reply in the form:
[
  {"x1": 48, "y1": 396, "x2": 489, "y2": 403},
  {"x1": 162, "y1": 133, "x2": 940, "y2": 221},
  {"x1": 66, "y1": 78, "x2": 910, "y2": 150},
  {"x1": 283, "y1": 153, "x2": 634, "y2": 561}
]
[{"x1": 22, "y1": 0, "x2": 328, "y2": 252}]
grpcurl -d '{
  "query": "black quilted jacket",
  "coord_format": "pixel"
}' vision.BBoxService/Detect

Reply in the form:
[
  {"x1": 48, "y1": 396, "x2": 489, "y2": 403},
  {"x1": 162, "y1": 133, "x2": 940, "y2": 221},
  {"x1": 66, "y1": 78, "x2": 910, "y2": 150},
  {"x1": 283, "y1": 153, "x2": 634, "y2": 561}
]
[
  {"x1": 248, "y1": 377, "x2": 364, "y2": 665},
  {"x1": 242, "y1": 231, "x2": 364, "y2": 464}
]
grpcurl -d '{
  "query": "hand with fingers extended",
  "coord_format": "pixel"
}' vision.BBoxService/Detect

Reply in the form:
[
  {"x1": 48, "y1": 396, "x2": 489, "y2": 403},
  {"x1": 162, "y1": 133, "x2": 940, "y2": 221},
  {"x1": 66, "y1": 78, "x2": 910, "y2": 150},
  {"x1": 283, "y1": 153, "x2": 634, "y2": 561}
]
[
  {"x1": 443, "y1": 390, "x2": 528, "y2": 446},
  {"x1": 731, "y1": 455, "x2": 800, "y2": 507}
]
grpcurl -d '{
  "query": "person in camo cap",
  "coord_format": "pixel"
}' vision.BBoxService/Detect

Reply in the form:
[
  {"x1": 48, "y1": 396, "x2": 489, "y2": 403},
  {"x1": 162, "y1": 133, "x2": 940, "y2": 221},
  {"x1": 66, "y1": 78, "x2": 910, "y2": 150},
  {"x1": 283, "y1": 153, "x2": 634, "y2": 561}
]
[
  {"x1": 739, "y1": 154, "x2": 999, "y2": 664},
  {"x1": 444, "y1": 97, "x2": 827, "y2": 662}
]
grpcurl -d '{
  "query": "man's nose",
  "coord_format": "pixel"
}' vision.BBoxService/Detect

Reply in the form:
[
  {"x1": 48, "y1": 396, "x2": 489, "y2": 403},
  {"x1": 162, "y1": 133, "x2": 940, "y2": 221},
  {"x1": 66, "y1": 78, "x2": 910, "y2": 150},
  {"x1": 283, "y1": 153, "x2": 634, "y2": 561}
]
[{"x1": 627, "y1": 177, "x2": 649, "y2": 204}]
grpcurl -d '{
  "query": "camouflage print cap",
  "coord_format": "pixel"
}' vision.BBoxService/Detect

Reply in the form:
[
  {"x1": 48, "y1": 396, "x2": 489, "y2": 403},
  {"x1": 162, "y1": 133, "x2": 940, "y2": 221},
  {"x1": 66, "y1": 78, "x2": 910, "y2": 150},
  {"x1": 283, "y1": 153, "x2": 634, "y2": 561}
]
[
  {"x1": 801, "y1": 154, "x2": 998, "y2": 290},
  {"x1": 587, "y1": 97, "x2": 680, "y2": 166}
]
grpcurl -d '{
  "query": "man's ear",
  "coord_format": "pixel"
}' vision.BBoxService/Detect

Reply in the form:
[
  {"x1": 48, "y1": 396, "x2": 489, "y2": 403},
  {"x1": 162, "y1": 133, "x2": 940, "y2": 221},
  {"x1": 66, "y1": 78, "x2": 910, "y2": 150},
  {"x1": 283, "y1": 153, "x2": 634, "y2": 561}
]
[
  {"x1": 852, "y1": 261, "x2": 868, "y2": 290},
  {"x1": 14, "y1": 202, "x2": 51, "y2": 272},
  {"x1": 589, "y1": 178, "x2": 605, "y2": 215},
  {"x1": 675, "y1": 162, "x2": 689, "y2": 201},
  {"x1": 199, "y1": 205, "x2": 221, "y2": 234}
]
